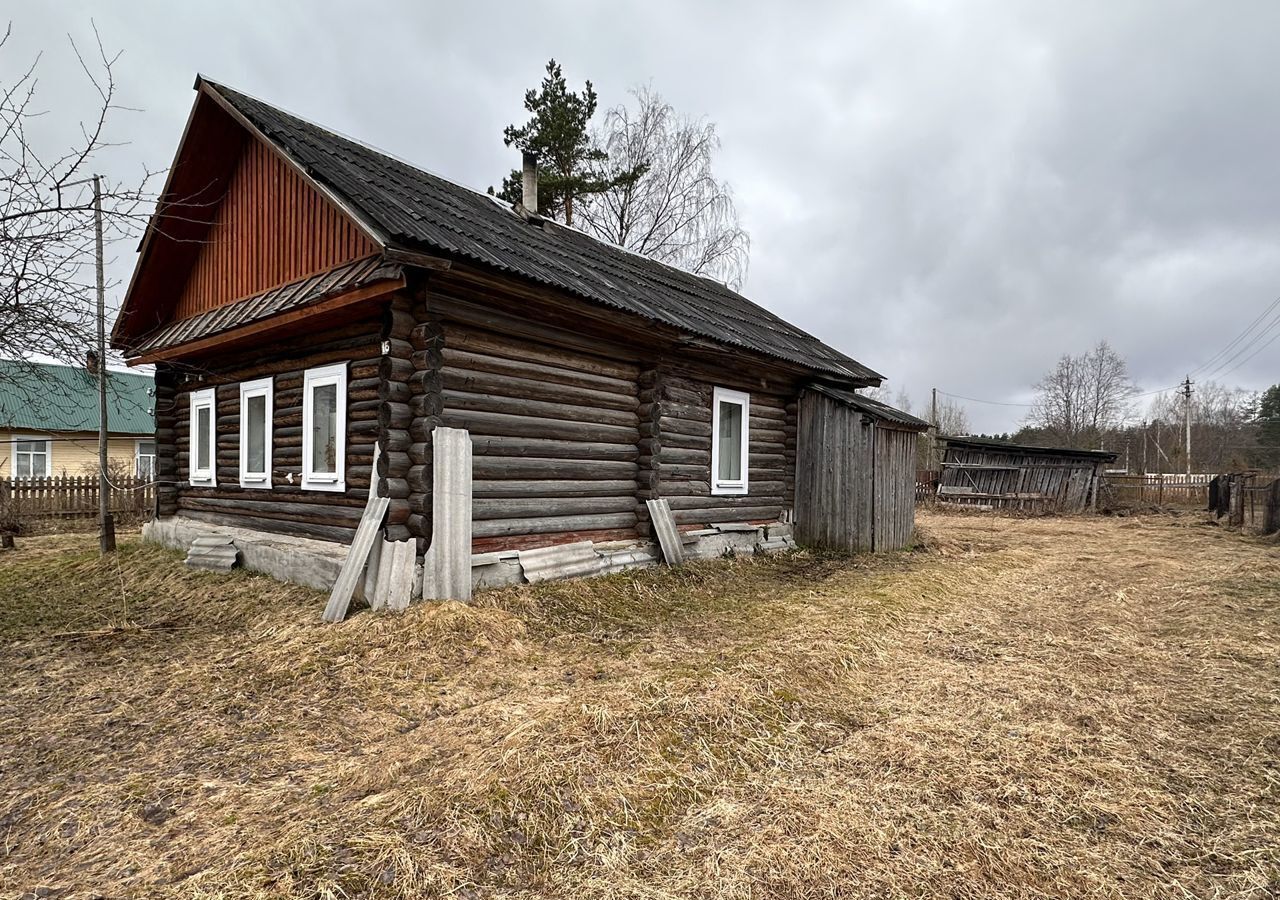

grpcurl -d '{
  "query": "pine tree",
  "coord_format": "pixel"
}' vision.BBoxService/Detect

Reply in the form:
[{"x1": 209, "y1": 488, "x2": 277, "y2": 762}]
[
  {"x1": 1252, "y1": 384, "x2": 1280, "y2": 469},
  {"x1": 492, "y1": 60, "x2": 644, "y2": 226}
]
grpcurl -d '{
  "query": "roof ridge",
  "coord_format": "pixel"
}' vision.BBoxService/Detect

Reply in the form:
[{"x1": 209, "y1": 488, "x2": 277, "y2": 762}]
[
  {"x1": 191, "y1": 78, "x2": 883, "y2": 384},
  {"x1": 205, "y1": 78, "x2": 758, "y2": 297},
  {"x1": 201, "y1": 77, "x2": 517, "y2": 214}
]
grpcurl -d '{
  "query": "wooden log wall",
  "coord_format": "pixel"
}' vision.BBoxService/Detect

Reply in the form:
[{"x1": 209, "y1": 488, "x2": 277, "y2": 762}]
[
  {"x1": 436, "y1": 322, "x2": 642, "y2": 553},
  {"x1": 378, "y1": 294, "x2": 416, "y2": 542},
  {"x1": 639, "y1": 370, "x2": 795, "y2": 528},
  {"x1": 154, "y1": 364, "x2": 179, "y2": 518},
  {"x1": 407, "y1": 300, "x2": 443, "y2": 549},
  {"x1": 167, "y1": 311, "x2": 384, "y2": 542},
  {"x1": 871, "y1": 426, "x2": 918, "y2": 551}
]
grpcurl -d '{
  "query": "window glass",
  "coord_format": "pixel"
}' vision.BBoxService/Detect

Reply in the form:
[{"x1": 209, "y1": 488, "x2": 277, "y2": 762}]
[
  {"x1": 717, "y1": 400, "x2": 743, "y2": 481},
  {"x1": 136, "y1": 441, "x2": 156, "y2": 479},
  {"x1": 15, "y1": 440, "x2": 49, "y2": 478},
  {"x1": 311, "y1": 382, "x2": 338, "y2": 473},
  {"x1": 246, "y1": 394, "x2": 266, "y2": 473},
  {"x1": 195, "y1": 406, "x2": 211, "y2": 471}
]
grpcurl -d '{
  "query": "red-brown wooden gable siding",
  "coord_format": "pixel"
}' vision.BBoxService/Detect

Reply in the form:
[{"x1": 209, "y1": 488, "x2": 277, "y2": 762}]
[{"x1": 173, "y1": 137, "x2": 377, "y2": 320}]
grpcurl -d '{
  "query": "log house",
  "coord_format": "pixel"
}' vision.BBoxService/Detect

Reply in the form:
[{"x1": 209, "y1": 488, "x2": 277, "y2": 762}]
[{"x1": 114, "y1": 77, "x2": 921, "y2": 590}]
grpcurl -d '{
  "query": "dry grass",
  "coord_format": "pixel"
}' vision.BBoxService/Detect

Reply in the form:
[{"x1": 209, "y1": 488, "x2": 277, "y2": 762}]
[{"x1": 1, "y1": 513, "x2": 1277, "y2": 898}]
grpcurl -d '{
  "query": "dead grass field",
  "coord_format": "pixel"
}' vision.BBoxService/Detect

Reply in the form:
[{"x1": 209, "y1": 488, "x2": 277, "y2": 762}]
[{"x1": 1, "y1": 512, "x2": 1277, "y2": 899}]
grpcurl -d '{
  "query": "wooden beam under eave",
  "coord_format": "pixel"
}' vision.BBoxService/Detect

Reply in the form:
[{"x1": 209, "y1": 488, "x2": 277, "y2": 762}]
[{"x1": 128, "y1": 275, "x2": 406, "y2": 365}]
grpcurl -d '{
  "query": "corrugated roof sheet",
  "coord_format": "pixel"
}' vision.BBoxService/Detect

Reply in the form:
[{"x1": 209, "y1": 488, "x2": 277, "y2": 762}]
[
  {"x1": 0, "y1": 360, "x2": 154, "y2": 434},
  {"x1": 203, "y1": 80, "x2": 882, "y2": 384},
  {"x1": 131, "y1": 256, "x2": 400, "y2": 355},
  {"x1": 942, "y1": 436, "x2": 1118, "y2": 460},
  {"x1": 808, "y1": 383, "x2": 931, "y2": 431}
]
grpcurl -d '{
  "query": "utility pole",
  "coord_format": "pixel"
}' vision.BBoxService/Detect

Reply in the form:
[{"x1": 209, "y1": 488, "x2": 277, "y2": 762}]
[
  {"x1": 93, "y1": 175, "x2": 115, "y2": 554},
  {"x1": 931, "y1": 387, "x2": 939, "y2": 469},
  {"x1": 1182, "y1": 375, "x2": 1194, "y2": 477},
  {"x1": 1141, "y1": 420, "x2": 1148, "y2": 476}
]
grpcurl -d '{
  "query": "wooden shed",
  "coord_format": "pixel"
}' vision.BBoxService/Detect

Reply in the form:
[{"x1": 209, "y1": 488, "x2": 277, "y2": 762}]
[
  {"x1": 794, "y1": 385, "x2": 929, "y2": 552},
  {"x1": 936, "y1": 437, "x2": 1117, "y2": 513},
  {"x1": 111, "y1": 77, "x2": 919, "y2": 596}
]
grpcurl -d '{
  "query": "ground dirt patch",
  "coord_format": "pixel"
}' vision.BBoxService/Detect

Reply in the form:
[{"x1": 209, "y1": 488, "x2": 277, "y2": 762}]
[{"x1": 1, "y1": 513, "x2": 1277, "y2": 898}]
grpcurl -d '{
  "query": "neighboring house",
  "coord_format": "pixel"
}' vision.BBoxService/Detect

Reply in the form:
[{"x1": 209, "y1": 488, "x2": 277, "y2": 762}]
[
  {"x1": 0, "y1": 360, "x2": 156, "y2": 479},
  {"x1": 111, "y1": 77, "x2": 919, "y2": 591}
]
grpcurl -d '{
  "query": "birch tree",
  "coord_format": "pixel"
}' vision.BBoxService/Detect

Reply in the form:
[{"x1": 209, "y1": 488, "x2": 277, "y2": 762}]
[
  {"x1": 1028, "y1": 341, "x2": 1137, "y2": 447},
  {"x1": 577, "y1": 86, "x2": 750, "y2": 289}
]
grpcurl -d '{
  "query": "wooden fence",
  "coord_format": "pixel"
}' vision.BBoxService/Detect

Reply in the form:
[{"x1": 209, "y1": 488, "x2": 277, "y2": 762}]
[
  {"x1": 1209, "y1": 473, "x2": 1280, "y2": 534},
  {"x1": 916, "y1": 469, "x2": 939, "y2": 503},
  {"x1": 1102, "y1": 474, "x2": 1215, "y2": 508},
  {"x1": 1, "y1": 475, "x2": 155, "y2": 524}
]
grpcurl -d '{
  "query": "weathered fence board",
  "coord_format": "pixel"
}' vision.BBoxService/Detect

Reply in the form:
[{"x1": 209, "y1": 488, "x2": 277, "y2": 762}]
[{"x1": 0, "y1": 475, "x2": 155, "y2": 522}]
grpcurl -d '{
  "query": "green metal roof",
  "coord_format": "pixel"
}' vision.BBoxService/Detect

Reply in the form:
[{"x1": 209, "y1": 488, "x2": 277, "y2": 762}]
[{"x1": 0, "y1": 360, "x2": 155, "y2": 435}]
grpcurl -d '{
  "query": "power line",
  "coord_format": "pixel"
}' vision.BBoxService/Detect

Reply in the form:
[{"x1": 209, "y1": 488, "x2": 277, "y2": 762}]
[
  {"x1": 1188, "y1": 294, "x2": 1280, "y2": 377},
  {"x1": 935, "y1": 390, "x2": 1032, "y2": 408},
  {"x1": 1214, "y1": 327, "x2": 1280, "y2": 381},
  {"x1": 1200, "y1": 310, "x2": 1280, "y2": 382}
]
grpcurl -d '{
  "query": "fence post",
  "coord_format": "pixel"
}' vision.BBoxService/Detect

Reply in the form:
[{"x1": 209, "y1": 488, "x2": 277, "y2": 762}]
[{"x1": 1228, "y1": 475, "x2": 1245, "y2": 528}]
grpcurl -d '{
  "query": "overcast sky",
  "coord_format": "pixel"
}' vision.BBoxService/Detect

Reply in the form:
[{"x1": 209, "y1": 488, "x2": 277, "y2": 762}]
[{"x1": 8, "y1": 1, "x2": 1280, "y2": 432}]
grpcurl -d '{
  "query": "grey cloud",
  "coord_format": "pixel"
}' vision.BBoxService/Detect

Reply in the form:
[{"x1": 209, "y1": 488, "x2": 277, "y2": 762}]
[{"x1": 8, "y1": 0, "x2": 1280, "y2": 431}]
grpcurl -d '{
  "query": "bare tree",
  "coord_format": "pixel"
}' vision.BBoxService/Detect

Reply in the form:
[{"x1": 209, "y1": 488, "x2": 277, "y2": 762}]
[
  {"x1": 1028, "y1": 341, "x2": 1137, "y2": 447},
  {"x1": 1146, "y1": 380, "x2": 1254, "y2": 471},
  {"x1": 0, "y1": 22, "x2": 153, "y2": 369},
  {"x1": 578, "y1": 86, "x2": 750, "y2": 289}
]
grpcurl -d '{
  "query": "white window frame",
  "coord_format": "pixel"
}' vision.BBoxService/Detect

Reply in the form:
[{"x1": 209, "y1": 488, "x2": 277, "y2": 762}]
[
  {"x1": 710, "y1": 386, "x2": 750, "y2": 496},
  {"x1": 302, "y1": 363, "x2": 347, "y2": 492},
  {"x1": 188, "y1": 387, "x2": 216, "y2": 487},
  {"x1": 13, "y1": 434, "x2": 52, "y2": 479},
  {"x1": 135, "y1": 438, "x2": 157, "y2": 480},
  {"x1": 238, "y1": 377, "x2": 274, "y2": 489}
]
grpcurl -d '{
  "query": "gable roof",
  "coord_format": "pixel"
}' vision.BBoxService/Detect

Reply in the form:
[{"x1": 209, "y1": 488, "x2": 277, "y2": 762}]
[
  {"x1": 163, "y1": 79, "x2": 881, "y2": 384},
  {"x1": 807, "y1": 383, "x2": 931, "y2": 431},
  {"x1": 0, "y1": 361, "x2": 155, "y2": 434}
]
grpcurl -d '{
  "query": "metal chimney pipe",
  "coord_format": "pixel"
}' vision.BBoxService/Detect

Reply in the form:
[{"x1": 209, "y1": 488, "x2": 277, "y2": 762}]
[{"x1": 521, "y1": 151, "x2": 538, "y2": 215}]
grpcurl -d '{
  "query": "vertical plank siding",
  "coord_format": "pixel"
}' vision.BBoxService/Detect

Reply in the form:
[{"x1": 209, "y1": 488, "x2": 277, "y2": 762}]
[
  {"x1": 937, "y1": 445, "x2": 1104, "y2": 513},
  {"x1": 795, "y1": 390, "x2": 918, "y2": 552},
  {"x1": 173, "y1": 138, "x2": 376, "y2": 320}
]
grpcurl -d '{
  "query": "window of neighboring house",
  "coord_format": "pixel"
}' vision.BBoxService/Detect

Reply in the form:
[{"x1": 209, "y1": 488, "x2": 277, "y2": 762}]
[
  {"x1": 135, "y1": 439, "x2": 157, "y2": 480},
  {"x1": 239, "y1": 378, "x2": 273, "y2": 489},
  {"x1": 302, "y1": 363, "x2": 346, "y2": 492},
  {"x1": 710, "y1": 387, "x2": 750, "y2": 495},
  {"x1": 189, "y1": 388, "x2": 216, "y2": 486},
  {"x1": 13, "y1": 436, "x2": 52, "y2": 478}
]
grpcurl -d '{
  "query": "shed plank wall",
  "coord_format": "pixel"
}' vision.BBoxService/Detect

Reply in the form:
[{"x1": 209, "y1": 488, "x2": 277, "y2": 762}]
[
  {"x1": 795, "y1": 390, "x2": 873, "y2": 550},
  {"x1": 871, "y1": 426, "x2": 918, "y2": 551},
  {"x1": 173, "y1": 137, "x2": 376, "y2": 321},
  {"x1": 795, "y1": 391, "x2": 917, "y2": 552},
  {"x1": 939, "y1": 446, "x2": 1102, "y2": 513}
]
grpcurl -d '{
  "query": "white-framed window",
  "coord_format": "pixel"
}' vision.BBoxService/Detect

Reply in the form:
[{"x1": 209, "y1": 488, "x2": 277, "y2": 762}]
[
  {"x1": 711, "y1": 387, "x2": 750, "y2": 495},
  {"x1": 135, "y1": 439, "x2": 157, "y2": 480},
  {"x1": 13, "y1": 435, "x2": 52, "y2": 478},
  {"x1": 239, "y1": 377, "x2": 273, "y2": 489},
  {"x1": 189, "y1": 387, "x2": 216, "y2": 486},
  {"x1": 302, "y1": 363, "x2": 346, "y2": 492}
]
